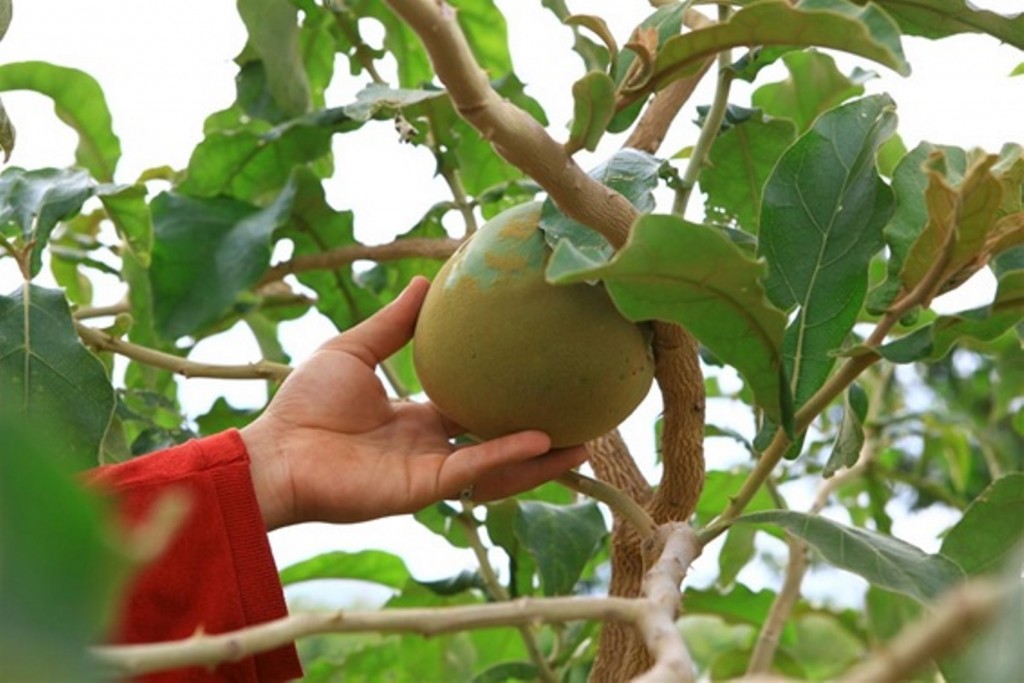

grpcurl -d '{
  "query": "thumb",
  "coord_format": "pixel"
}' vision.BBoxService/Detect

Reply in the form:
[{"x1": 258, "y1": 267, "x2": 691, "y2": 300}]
[{"x1": 323, "y1": 276, "x2": 430, "y2": 366}]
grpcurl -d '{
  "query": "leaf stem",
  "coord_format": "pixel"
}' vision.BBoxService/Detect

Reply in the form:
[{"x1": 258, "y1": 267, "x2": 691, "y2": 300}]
[{"x1": 557, "y1": 470, "x2": 657, "y2": 541}]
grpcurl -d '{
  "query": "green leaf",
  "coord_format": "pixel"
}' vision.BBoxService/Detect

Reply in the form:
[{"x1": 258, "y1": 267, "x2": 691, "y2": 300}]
[
  {"x1": 0, "y1": 0, "x2": 10, "y2": 41},
  {"x1": 0, "y1": 62, "x2": 121, "y2": 181},
  {"x1": 194, "y1": 397, "x2": 257, "y2": 437},
  {"x1": 0, "y1": 96, "x2": 14, "y2": 162},
  {"x1": 788, "y1": 613, "x2": 865, "y2": 680},
  {"x1": 737, "y1": 510, "x2": 966, "y2": 603},
  {"x1": 878, "y1": 271, "x2": 1024, "y2": 363},
  {"x1": 702, "y1": 114, "x2": 796, "y2": 233},
  {"x1": 647, "y1": 0, "x2": 909, "y2": 97},
  {"x1": 451, "y1": 0, "x2": 514, "y2": 78},
  {"x1": 0, "y1": 418, "x2": 130, "y2": 682},
  {"x1": 940, "y1": 474, "x2": 1024, "y2": 576},
  {"x1": 418, "y1": 569, "x2": 487, "y2": 597},
  {"x1": 414, "y1": 501, "x2": 471, "y2": 549},
  {"x1": 279, "y1": 550, "x2": 411, "y2": 589},
  {"x1": 1013, "y1": 62, "x2": 1024, "y2": 77},
  {"x1": 684, "y1": 584, "x2": 782, "y2": 631},
  {"x1": 541, "y1": 1, "x2": 611, "y2": 73},
  {"x1": 563, "y1": 14, "x2": 618, "y2": 69},
  {"x1": 237, "y1": 0, "x2": 312, "y2": 117},
  {"x1": 866, "y1": 585, "x2": 922, "y2": 642},
  {"x1": 759, "y1": 95, "x2": 896, "y2": 407},
  {"x1": 0, "y1": 286, "x2": 115, "y2": 469},
  {"x1": 752, "y1": 49, "x2": 874, "y2": 133},
  {"x1": 566, "y1": 71, "x2": 616, "y2": 153},
  {"x1": 717, "y1": 525, "x2": 757, "y2": 589},
  {"x1": 539, "y1": 148, "x2": 661, "y2": 263},
  {"x1": 279, "y1": 171, "x2": 380, "y2": 333},
  {"x1": 549, "y1": 214, "x2": 792, "y2": 428},
  {"x1": 823, "y1": 383, "x2": 868, "y2": 477},
  {"x1": 473, "y1": 661, "x2": 539, "y2": 683},
  {"x1": 485, "y1": 499, "x2": 537, "y2": 598},
  {"x1": 0, "y1": 167, "x2": 96, "y2": 276},
  {"x1": 873, "y1": 0, "x2": 1024, "y2": 48},
  {"x1": 348, "y1": 1, "x2": 433, "y2": 88},
  {"x1": 180, "y1": 107, "x2": 353, "y2": 200},
  {"x1": 514, "y1": 501, "x2": 606, "y2": 596},
  {"x1": 341, "y1": 83, "x2": 447, "y2": 123},
  {"x1": 96, "y1": 183, "x2": 154, "y2": 268},
  {"x1": 149, "y1": 180, "x2": 297, "y2": 338}
]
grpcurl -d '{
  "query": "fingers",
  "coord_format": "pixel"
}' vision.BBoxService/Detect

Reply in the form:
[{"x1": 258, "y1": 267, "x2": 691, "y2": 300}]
[
  {"x1": 322, "y1": 277, "x2": 430, "y2": 366},
  {"x1": 441, "y1": 432, "x2": 589, "y2": 501}
]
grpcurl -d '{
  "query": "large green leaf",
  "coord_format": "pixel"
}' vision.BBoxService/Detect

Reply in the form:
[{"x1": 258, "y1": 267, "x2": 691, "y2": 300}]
[
  {"x1": 737, "y1": 510, "x2": 966, "y2": 603},
  {"x1": 646, "y1": 0, "x2": 909, "y2": 97},
  {"x1": 149, "y1": 181, "x2": 296, "y2": 338},
  {"x1": 695, "y1": 470, "x2": 779, "y2": 527},
  {"x1": 485, "y1": 499, "x2": 537, "y2": 599},
  {"x1": 752, "y1": 49, "x2": 873, "y2": 133},
  {"x1": 549, "y1": 213, "x2": 792, "y2": 428},
  {"x1": 450, "y1": 0, "x2": 513, "y2": 78},
  {"x1": 0, "y1": 167, "x2": 95, "y2": 276},
  {"x1": 877, "y1": 271, "x2": 1024, "y2": 363},
  {"x1": 0, "y1": 62, "x2": 121, "y2": 181},
  {"x1": 871, "y1": 0, "x2": 1024, "y2": 48},
  {"x1": 180, "y1": 107, "x2": 354, "y2": 200},
  {"x1": 279, "y1": 550, "x2": 412, "y2": 589},
  {"x1": 0, "y1": 418, "x2": 130, "y2": 682},
  {"x1": 0, "y1": 286, "x2": 115, "y2": 469},
  {"x1": 513, "y1": 501, "x2": 606, "y2": 596},
  {"x1": 759, "y1": 95, "x2": 896, "y2": 407},
  {"x1": 822, "y1": 383, "x2": 868, "y2": 477},
  {"x1": 940, "y1": 474, "x2": 1024, "y2": 576},
  {"x1": 702, "y1": 114, "x2": 796, "y2": 233},
  {"x1": 237, "y1": 0, "x2": 312, "y2": 117}
]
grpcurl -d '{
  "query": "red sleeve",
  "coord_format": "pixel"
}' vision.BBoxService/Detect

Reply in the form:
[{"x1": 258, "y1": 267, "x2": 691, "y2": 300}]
[{"x1": 91, "y1": 430, "x2": 303, "y2": 682}]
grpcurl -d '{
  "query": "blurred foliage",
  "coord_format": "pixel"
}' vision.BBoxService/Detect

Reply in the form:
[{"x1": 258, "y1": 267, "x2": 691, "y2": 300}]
[{"x1": 0, "y1": 0, "x2": 1021, "y2": 680}]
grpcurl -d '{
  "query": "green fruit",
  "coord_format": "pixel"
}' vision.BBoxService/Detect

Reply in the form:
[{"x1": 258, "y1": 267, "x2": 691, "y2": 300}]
[{"x1": 413, "y1": 202, "x2": 654, "y2": 448}]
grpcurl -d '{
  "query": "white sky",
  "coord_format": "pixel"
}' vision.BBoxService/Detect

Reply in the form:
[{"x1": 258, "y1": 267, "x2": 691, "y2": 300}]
[{"x1": 1, "y1": 1, "x2": 1021, "y2": 606}]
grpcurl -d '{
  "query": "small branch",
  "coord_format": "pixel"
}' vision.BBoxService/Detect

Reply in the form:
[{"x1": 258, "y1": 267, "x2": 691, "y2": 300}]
[
  {"x1": 76, "y1": 322, "x2": 293, "y2": 381},
  {"x1": 258, "y1": 237, "x2": 461, "y2": 286},
  {"x1": 558, "y1": 470, "x2": 657, "y2": 541},
  {"x1": 439, "y1": 164, "x2": 478, "y2": 234},
  {"x1": 745, "y1": 534, "x2": 808, "y2": 674},
  {"x1": 92, "y1": 596, "x2": 644, "y2": 677},
  {"x1": 839, "y1": 579, "x2": 1009, "y2": 683},
  {"x1": 73, "y1": 300, "x2": 132, "y2": 320},
  {"x1": 384, "y1": 0, "x2": 637, "y2": 248},
  {"x1": 673, "y1": 5, "x2": 733, "y2": 217}
]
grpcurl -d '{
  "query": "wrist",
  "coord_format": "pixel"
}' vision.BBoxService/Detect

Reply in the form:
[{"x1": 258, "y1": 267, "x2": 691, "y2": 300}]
[{"x1": 239, "y1": 418, "x2": 295, "y2": 531}]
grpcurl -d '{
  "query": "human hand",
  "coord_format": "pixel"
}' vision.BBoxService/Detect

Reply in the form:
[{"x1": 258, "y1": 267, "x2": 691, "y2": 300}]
[{"x1": 241, "y1": 277, "x2": 589, "y2": 530}]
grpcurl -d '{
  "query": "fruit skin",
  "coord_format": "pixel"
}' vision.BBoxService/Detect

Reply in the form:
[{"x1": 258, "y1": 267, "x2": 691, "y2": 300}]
[{"x1": 413, "y1": 202, "x2": 654, "y2": 448}]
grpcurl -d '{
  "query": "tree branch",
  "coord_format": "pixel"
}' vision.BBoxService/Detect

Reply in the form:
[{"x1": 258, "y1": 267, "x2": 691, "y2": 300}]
[
  {"x1": 839, "y1": 579, "x2": 1009, "y2": 683},
  {"x1": 92, "y1": 596, "x2": 645, "y2": 677},
  {"x1": 258, "y1": 237, "x2": 461, "y2": 286},
  {"x1": 633, "y1": 523, "x2": 700, "y2": 683},
  {"x1": 384, "y1": 0, "x2": 638, "y2": 248},
  {"x1": 76, "y1": 322, "x2": 293, "y2": 381}
]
